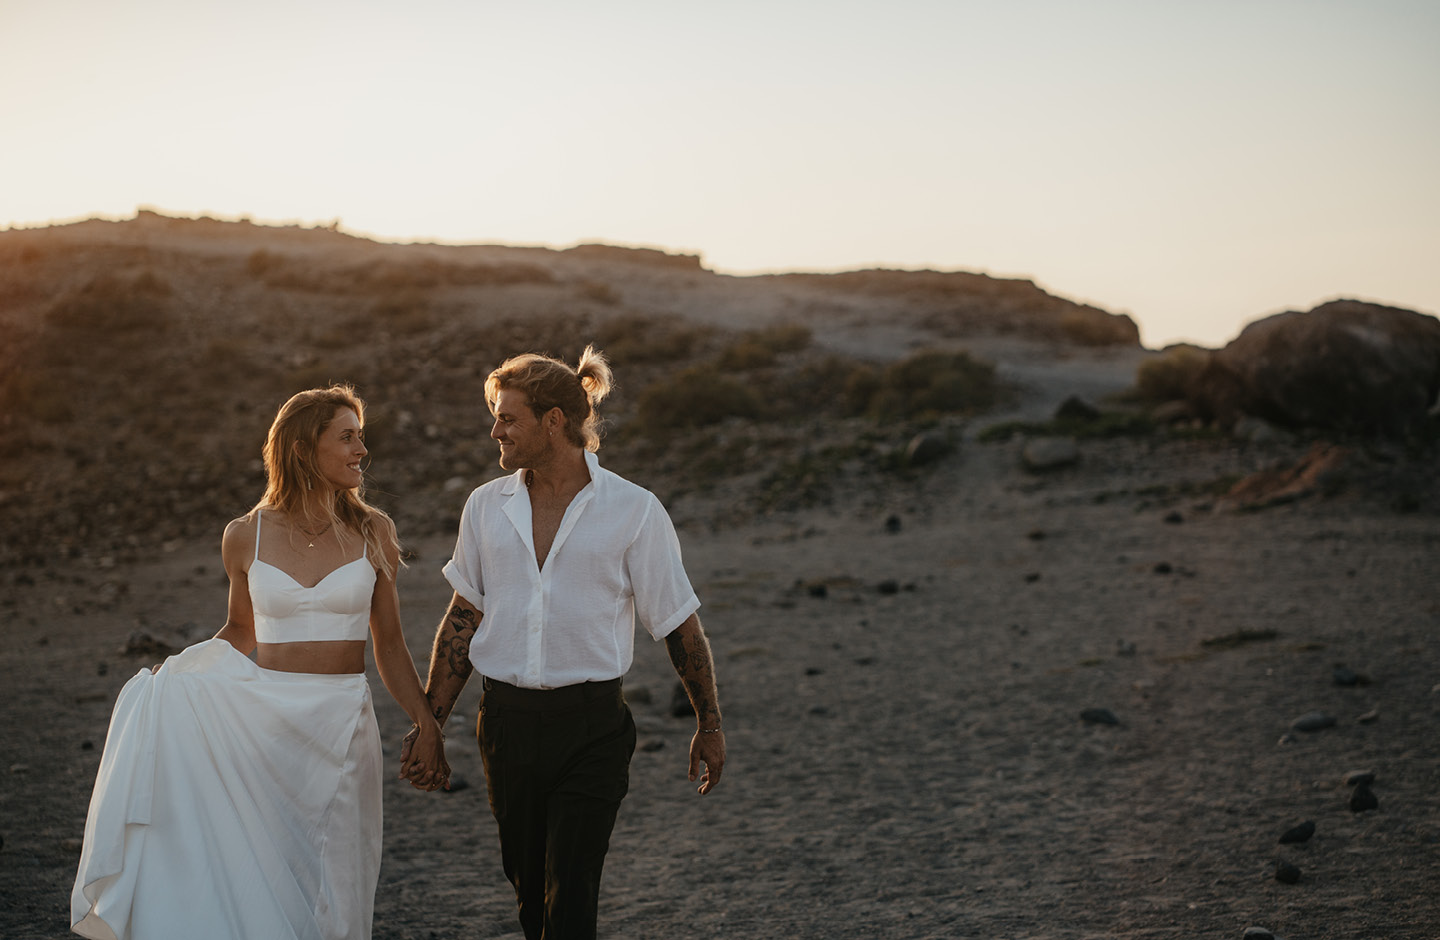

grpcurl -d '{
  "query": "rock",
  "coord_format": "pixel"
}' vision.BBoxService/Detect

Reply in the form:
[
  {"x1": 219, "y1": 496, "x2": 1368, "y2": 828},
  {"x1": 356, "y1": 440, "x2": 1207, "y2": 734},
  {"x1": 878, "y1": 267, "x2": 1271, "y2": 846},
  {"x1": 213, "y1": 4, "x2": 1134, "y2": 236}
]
[
  {"x1": 1356, "y1": 708, "x2": 1379, "y2": 724},
  {"x1": 1278, "y1": 820, "x2": 1315, "y2": 844},
  {"x1": 81, "y1": 740, "x2": 94, "y2": 751},
  {"x1": 1054, "y1": 395, "x2": 1102, "y2": 422},
  {"x1": 1332, "y1": 666, "x2": 1361, "y2": 686},
  {"x1": 120, "y1": 631, "x2": 181, "y2": 657},
  {"x1": 1115, "y1": 639, "x2": 1136, "y2": 657},
  {"x1": 875, "y1": 579, "x2": 900, "y2": 595},
  {"x1": 1274, "y1": 860, "x2": 1302, "y2": 884},
  {"x1": 884, "y1": 514, "x2": 902, "y2": 534},
  {"x1": 805, "y1": 581, "x2": 828, "y2": 599},
  {"x1": 1080, "y1": 707, "x2": 1120, "y2": 725},
  {"x1": 1220, "y1": 442, "x2": 1352, "y2": 511},
  {"x1": 639, "y1": 738, "x2": 666, "y2": 753},
  {"x1": 443, "y1": 775, "x2": 470, "y2": 793},
  {"x1": 1243, "y1": 927, "x2": 1276, "y2": 940},
  {"x1": 1291, "y1": 712, "x2": 1337, "y2": 732},
  {"x1": 1350, "y1": 782, "x2": 1379, "y2": 813},
  {"x1": 1189, "y1": 299, "x2": 1440, "y2": 438},
  {"x1": 96, "y1": 661, "x2": 108, "y2": 676},
  {"x1": 804, "y1": 667, "x2": 823, "y2": 676},
  {"x1": 1150, "y1": 399, "x2": 1196, "y2": 424},
  {"x1": 904, "y1": 432, "x2": 950, "y2": 467},
  {"x1": 1163, "y1": 510, "x2": 1184, "y2": 524},
  {"x1": 1024, "y1": 572, "x2": 1041, "y2": 583},
  {"x1": 1344, "y1": 770, "x2": 1375, "y2": 787},
  {"x1": 1153, "y1": 562, "x2": 1173, "y2": 574},
  {"x1": 1232, "y1": 414, "x2": 1281, "y2": 443},
  {"x1": 61, "y1": 837, "x2": 85, "y2": 852},
  {"x1": 1021, "y1": 437, "x2": 1079, "y2": 471}
]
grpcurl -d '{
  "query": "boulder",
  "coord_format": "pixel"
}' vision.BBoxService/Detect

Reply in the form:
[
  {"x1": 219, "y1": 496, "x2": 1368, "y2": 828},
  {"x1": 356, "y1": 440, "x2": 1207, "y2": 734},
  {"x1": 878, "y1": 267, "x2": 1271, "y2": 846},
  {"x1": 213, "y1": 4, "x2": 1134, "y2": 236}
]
[
  {"x1": 1021, "y1": 437, "x2": 1079, "y2": 471},
  {"x1": 1189, "y1": 300, "x2": 1440, "y2": 437}
]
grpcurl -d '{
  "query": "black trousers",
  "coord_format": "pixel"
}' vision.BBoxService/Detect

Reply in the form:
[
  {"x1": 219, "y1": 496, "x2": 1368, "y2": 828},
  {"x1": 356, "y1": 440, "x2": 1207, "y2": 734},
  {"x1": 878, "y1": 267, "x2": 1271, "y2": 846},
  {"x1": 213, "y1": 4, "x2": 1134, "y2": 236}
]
[{"x1": 477, "y1": 676, "x2": 636, "y2": 940}]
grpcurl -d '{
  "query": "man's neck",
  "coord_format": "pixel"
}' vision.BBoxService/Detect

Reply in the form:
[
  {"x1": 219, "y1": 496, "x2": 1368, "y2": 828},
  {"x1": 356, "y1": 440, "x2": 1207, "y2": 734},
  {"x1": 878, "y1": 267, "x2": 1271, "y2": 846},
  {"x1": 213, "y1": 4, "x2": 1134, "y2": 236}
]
[{"x1": 524, "y1": 447, "x2": 590, "y2": 499}]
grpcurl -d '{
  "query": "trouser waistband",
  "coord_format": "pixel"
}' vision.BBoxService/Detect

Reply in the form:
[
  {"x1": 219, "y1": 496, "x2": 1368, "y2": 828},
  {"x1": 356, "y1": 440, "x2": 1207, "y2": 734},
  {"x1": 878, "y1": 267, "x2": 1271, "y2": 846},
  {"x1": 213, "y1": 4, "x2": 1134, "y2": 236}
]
[{"x1": 481, "y1": 676, "x2": 623, "y2": 711}]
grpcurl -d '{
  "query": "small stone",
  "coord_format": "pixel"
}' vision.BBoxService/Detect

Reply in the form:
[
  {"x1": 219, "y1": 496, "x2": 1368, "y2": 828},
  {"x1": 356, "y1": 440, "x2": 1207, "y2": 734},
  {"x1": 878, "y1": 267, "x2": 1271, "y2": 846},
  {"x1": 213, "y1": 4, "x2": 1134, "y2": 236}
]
[
  {"x1": 1277, "y1": 733, "x2": 1298, "y2": 746},
  {"x1": 1054, "y1": 395, "x2": 1102, "y2": 421},
  {"x1": 1080, "y1": 707, "x2": 1120, "y2": 725},
  {"x1": 804, "y1": 667, "x2": 823, "y2": 676},
  {"x1": 1278, "y1": 820, "x2": 1315, "y2": 844},
  {"x1": 1021, "y1": 437, "x2": 1079, "y2": 471},
  {"x1": 1356, "y1": 708, "x2": 1379, "y2": 724},
  {"x1": 1274, "y1": 860, "x2": 1301, "y2": 884},
  {"x1": 1115, "y1": 639, "x2": 1136, "y2": 657},
  {"x1": 61, "y1": 838, "x2": 85, "y2": 852},
  {"x1": 1349, "y1": 783, "x2": 1379, "y2": 813},
  {"x1": 884, "y1": 515, "x2": 902, "y2": 534},
  {"x1": 81, "y1": 741, "x2": 94, "y2": 751},
  {"x1": 1027, "y1": 529, "x2": 1046, "y2": 540},
  {"x1": 875, "y1": 579, "x2": 900, "y2": 595},
  {"x1": 1332, "y1": 666, "x2": 1360, "y2": 686},
  {"x1": 1163, "y1": 510, "x2": 1184, "y2": 524},
  {"x1": 1344, "y1": 770, "x2": 1376, "y2": 787},
  {"x1": 904, "y1": 432, "x2": 950, "y2": 467},
  {"x1": 1153, "y1": 562, "x2": 1173, "y2": 574},
  {"x1": 9, "y1": 764, "x2": 30, "y2": 775},
  {"x1": 1291, "y1": 712, "x2": 1337, "y2": 732},
  {"x1": 1242, "y1": 928, "x2": 1276, "y2": 940},
  {"x1": 443, "y1": 775, "x2": 470, "y2": 793},
  {"x1": 806, "y1": 582, "x2": 828, "y2": 599},
  {"x1": 96, "y1": 661, "x2": 108, "y2": 676},
  {"x1": 1024, "y1": 572, "x2": 1041, "y2": 583},
  {"x1": 639, "y1": 739, "x2": 666, "y2": 753}
]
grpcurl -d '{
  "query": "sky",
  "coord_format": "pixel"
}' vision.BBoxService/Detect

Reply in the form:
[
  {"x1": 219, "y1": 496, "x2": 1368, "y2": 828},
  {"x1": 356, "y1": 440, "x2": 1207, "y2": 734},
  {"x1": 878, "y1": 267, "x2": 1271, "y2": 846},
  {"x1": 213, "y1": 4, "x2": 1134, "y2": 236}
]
[{"x1": 1, "y1": 0, "x2": 1436, "y2": 348}]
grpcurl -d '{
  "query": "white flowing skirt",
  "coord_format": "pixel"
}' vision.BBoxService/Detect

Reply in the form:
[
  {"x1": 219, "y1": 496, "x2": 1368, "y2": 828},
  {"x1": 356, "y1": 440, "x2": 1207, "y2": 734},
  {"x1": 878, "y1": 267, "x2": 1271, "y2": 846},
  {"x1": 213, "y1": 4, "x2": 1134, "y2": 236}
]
[{"x1": 71, "y1": 639, "x2": 382, "y2": 940}]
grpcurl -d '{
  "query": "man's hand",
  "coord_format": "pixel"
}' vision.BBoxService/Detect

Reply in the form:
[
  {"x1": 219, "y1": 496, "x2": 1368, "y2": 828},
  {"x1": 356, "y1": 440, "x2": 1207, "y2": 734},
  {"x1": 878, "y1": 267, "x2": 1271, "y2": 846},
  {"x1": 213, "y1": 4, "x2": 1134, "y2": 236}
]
[
  {"x1": 689, "y1": 729, "x2": 726, "y2": 795},
  {"x1": 399, "y1": 724, "x2": 451, "y2": 792}
]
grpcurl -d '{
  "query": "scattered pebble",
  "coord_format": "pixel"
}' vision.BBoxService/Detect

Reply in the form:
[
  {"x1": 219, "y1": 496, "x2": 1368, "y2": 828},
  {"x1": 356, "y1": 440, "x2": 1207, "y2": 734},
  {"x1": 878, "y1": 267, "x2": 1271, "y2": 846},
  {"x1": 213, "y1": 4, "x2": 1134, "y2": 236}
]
[
  {"x1": 96, "y1": 661, "x2": 108, "y2": 677},
  {"x1": 883, "y1": 515, "x2": 902, "y2": 534},
  {"x1": 1080, "y1": 707, "x2": 1120, "y2": 726},
  {"x1": 9, "y1": 764, "x2": 29, "y2": 775},
  {"x1": 1115, "y1": 639, "x2": 1136, "y2": 657},
  {"x1": 804, "y1": 667, "x2": 823, "y2": 676},
  {"x1": 1344, "y1": 770, "x2": 1376, "y2": 788},
  {"x1": 1274, "y1": 860, "x2": 1301, "y2": 884},
  {"x1": 1027, "y1": 529, "x2": 1046, "y2": 541},
  {"x1": 1349, "y1": 783, "x2": 1379, "y2": 813},
  {"x1": 875, "y1": 579, "x2": 899, "y2": 595},
  {"x1": 1153, "y1": 562, "x2": 1173, "y2": 574},
  {"x1": 639, "y1": 739, "x2": 666, "y2": 753},
  {"x1": 1291, "y1": 712, "x2": 1336, "y2": 732},
  {"x1": 806, "y1": 582, "x2": 828, "y2": 599},
  {"x1": 1242, "y1": 928, "x2": 1276, "y2": 940},
  {"x1": 1024, "y1": 572, "x2": 1041, "y2": 583},
  {"x1": 1021, "y1": 437, "x2": 1079, "y2": 471},
  {"x1": 61, "y1": 838, "x2": 84, "y2": 853},
  {"x1": 1332, "y1": 666, "x2": 1361, "y2": 686},
  {"x1": 1163, "y1": 510, "x2": 1184, "y2": 524},
  {"x1": 443, "y1": 775, "x2": 470, "y2": 793},
  {"x1": 81, "y1": 741, "x2": 94, "y2": 751},
  {"x1": 1356, "y1": 708, "x2": 1379, "y2": 724},
  {"x1": 1278, "y1": 820, "x2": 1315, "y2": 844}
]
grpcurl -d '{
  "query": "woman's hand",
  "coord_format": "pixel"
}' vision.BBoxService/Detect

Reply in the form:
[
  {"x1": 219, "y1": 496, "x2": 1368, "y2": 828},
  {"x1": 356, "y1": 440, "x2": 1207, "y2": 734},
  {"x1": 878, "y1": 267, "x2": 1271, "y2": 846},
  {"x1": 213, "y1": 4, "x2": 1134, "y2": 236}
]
[{"x1": 399, "y1": 722, "x2": 450, "y2": 791}]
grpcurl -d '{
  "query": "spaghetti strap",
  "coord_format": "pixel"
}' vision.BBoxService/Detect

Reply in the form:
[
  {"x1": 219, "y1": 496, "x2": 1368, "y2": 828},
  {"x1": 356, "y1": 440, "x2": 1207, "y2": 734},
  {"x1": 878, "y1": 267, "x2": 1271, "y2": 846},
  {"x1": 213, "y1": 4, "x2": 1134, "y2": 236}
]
[{"x1": 254, "y1": 511, "x2": 263, "y2": 562}]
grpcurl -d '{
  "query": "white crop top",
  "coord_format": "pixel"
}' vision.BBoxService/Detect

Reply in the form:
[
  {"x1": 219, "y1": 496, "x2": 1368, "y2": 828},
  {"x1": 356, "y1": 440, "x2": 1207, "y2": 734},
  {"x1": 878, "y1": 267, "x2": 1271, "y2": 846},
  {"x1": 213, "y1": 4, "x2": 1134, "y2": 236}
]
[{"x1": 248, "y1": 513, "x2": 375, "y2": 643}]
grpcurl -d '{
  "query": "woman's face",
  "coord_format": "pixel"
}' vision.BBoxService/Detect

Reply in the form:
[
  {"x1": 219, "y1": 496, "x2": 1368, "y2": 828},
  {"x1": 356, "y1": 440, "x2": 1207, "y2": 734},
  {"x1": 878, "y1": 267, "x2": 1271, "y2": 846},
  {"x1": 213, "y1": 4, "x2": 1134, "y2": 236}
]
[{"x1": 310, "y1": 407, "x2": 367, "y2": 491}]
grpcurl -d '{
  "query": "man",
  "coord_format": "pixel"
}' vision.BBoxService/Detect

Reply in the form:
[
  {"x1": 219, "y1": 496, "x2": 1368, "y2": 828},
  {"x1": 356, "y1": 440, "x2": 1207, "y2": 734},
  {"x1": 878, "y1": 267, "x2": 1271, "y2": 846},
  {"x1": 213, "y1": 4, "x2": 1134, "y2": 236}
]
[{"x1": 402, "y1": 345, "x2": 725, "y2": 940}]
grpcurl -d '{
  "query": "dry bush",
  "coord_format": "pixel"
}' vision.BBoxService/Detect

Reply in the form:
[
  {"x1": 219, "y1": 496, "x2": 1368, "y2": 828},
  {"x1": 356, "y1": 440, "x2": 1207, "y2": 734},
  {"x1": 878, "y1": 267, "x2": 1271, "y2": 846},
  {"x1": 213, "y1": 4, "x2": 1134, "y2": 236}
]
[
  {"x1": 861, "y1": 349, "x2": 998, "y2": 419},
  {"x1": 594, "y1": 315, "x2": 710, "y2": 365},
  {"x1": 717, "y1": 340, "x2": 774, "y2": 371},
  {"x1": 1059, "y1": 308, "x2": 1139, "y2": 346},
  {"x1": 47, "y1": 269, "x2": 172, "y2": 334},
  {"x1": 1135, "y1": 345, "x2": 1211, "y2": 402},
  {"x1": 636, "y1": 366, "x2": 763, "y2": 430},
  {"x1": 578, "y1": 280, "x2": 620, "y2": 305}
]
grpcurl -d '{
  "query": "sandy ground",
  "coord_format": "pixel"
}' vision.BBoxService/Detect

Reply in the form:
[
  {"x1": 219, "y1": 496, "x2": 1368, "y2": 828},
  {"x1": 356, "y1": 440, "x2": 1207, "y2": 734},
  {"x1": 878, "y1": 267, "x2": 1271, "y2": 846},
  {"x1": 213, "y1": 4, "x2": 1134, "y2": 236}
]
[{"x1": 3, "y1": 352, "x2": 1439, "y2": 940}]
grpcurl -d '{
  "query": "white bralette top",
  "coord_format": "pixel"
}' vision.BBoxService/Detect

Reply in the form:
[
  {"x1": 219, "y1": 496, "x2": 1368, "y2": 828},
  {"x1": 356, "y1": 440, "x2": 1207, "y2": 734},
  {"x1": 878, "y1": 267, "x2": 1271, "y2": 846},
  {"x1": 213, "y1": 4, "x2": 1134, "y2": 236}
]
[{"x1": 248, "y1": 513, "x2": 374, "y2": 643}]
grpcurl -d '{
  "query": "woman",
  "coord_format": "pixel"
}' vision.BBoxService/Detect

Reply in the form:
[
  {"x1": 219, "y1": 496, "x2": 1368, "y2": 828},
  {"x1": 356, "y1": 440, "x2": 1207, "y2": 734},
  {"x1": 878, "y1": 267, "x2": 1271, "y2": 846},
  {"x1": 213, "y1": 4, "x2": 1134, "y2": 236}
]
[{"x1": 71, "y1": 385, "x2": 448, "y2": 940}]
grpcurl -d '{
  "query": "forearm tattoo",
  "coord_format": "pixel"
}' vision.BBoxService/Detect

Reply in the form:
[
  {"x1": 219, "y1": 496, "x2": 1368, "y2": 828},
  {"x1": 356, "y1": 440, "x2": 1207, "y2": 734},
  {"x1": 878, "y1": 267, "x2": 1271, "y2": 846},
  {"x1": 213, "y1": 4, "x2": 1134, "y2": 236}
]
[
  {"x1": 666, "y1": 628, "x2": 721, "y2": 725},
  {"x1": 443, "y1": 604, "x2": 478, "y2": 681},
  {"x1": 426, "y1": 602, "x2": 478, "y2": 724}
]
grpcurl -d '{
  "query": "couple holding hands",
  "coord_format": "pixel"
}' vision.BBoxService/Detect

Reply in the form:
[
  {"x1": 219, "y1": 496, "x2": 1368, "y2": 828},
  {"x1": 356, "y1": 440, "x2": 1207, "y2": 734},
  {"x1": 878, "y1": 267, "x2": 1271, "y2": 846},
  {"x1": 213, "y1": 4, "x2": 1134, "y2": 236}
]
[{"x1": 70, "y1": 346, "x2": 724, "y2": 940}]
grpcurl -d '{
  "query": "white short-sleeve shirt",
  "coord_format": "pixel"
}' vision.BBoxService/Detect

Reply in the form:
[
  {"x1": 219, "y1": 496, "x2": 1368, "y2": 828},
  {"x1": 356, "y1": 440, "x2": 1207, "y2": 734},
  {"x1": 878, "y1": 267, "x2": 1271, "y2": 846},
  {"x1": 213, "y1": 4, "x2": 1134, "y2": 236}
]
[{"x1": 442, "y1": 450, "x2": 700, "y2": 689}]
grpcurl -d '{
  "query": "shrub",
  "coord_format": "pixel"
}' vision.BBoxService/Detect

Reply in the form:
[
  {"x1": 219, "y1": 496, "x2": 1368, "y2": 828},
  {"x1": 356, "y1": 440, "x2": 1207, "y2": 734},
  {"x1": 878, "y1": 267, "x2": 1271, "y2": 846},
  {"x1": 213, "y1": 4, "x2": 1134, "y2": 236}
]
[
  {"x1": 636, "y1": 366, "x2": 763, "y2": 430},
  {"x1": 860, "y1": 349, "x2": 997, "y2": 419},
  {"x1": 596, "y1": 315, "x2": 710, "y2": 365},
  {"x1": 716, "y1": 340, "x2": 775, "y2": 371},
  {"x1": 1135, "y1": 345, "x2": 1211, "y2": 402},
  {"x1": 48, "y1": 270, "x2": 171, "y2": 334}
]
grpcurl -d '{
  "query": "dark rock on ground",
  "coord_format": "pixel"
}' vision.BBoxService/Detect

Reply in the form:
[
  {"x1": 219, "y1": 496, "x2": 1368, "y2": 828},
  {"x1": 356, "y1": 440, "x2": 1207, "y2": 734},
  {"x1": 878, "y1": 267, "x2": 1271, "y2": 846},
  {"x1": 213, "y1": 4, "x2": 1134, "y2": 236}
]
[
  {"x1": 1350, "y1": 783, "x2": 1379, "y2": 813},
  {"x1": 1291, "y1": 712, "x2": 1337, "y2": 732},
  {"x1": 1189, "y1": 299, "x2": 1440, "y2": 438},
  {"x1": 1278, "y1": 820, "x2": 1315, "y2": 844},
  {"x1": 1274, "y1": 860, "x2": 1302, "y2": 884},
  {"x1": 1054, "y1": 395, "x2": 1102, "y2": 421},
  {"x1": 1080, "y1": 707, "x2": 1120, "y2": 725}
]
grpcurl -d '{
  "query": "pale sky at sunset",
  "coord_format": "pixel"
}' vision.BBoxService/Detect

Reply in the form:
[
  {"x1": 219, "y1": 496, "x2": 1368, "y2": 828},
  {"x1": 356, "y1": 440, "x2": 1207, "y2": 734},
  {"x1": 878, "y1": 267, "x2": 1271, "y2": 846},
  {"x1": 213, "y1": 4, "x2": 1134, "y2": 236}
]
[{"x1": 2, "y1": 0, "x2": 1436, "y2": 348}]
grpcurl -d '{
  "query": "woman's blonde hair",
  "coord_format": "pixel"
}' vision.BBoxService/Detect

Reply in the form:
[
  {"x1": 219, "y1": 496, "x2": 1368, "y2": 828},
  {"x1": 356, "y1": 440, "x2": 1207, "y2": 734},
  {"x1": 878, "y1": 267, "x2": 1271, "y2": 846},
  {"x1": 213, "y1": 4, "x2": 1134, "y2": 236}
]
[
  {"x1": 254, "y1": 385, "x2": 400, "y2": 579},
  {"x1": 485, "y1": 345, "x2": 613, "y2": 451}
]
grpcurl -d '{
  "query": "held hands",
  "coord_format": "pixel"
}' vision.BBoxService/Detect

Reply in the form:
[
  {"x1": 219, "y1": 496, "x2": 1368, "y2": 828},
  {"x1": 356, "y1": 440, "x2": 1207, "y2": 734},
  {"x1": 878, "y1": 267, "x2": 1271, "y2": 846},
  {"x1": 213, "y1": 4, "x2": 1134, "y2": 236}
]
[
  {"x1": 688, "y1": 727, "x2": 726, "y2": 795},
  {"x1": 399, "y1": 722, "x2": 451, "y2": 792}
]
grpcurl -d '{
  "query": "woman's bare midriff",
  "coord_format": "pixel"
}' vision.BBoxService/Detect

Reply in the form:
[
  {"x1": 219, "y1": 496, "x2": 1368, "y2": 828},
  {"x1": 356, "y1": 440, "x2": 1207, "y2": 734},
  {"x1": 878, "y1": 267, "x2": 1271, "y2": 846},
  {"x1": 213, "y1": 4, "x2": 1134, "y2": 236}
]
[{"x1": 256, "y1": 640, "x2": 367, "y2": 675}]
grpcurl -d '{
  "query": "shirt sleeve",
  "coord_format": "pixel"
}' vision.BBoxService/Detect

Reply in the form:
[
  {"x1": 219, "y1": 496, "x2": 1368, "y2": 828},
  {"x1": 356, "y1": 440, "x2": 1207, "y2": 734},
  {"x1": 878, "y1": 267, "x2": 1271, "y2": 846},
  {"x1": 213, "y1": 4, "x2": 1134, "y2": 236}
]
[
  {"x1": 627, "y1": 493, "x2": 700, "y2": 640},
  {"x1": 441, "y1": 491, "x2": 486, "y2": 612}
]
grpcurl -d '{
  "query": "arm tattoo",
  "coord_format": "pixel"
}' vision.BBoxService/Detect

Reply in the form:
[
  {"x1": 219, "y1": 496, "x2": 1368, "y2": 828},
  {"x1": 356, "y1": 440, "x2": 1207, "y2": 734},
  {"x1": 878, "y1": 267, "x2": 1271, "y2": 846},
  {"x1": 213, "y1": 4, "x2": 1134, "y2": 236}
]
[
  {"x1": 444, "y1": 604, "x2": 478, "y2": 681},
  {"x1": 666, "y1": 629, "x2": 721, "y2": 725}
]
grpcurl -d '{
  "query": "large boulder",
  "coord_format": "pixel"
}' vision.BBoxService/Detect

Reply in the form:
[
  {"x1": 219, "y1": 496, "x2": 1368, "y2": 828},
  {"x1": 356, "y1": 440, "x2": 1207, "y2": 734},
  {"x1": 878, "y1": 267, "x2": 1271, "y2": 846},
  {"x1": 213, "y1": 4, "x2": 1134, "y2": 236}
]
[{"x1": 1189, "y1": 300, "x2": 1440, "y2": 437}]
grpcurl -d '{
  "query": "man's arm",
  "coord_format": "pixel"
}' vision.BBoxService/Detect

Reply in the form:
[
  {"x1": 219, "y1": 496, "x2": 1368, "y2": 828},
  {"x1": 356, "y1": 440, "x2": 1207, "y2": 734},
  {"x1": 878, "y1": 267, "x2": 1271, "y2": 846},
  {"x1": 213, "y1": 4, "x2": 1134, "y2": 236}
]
[
  {"x1": 401, "y1": 592, "x2": 479, "y2": 788},
  {"x1": 665, "y1": 613, "x2": 726, "y2": 794}
]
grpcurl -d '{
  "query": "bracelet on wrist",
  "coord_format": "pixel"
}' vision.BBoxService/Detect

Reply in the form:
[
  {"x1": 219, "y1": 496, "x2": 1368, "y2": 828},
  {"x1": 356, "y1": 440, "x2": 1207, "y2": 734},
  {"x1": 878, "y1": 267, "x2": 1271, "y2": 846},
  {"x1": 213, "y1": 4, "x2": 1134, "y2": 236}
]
[{"x1": 697, "y1": 727, "x2": 722, "y2": 734}]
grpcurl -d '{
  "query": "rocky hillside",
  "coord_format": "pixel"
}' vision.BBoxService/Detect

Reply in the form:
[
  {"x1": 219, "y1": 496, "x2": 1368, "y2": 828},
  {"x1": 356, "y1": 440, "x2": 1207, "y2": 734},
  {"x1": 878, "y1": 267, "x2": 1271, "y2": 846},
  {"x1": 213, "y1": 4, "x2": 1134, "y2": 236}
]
[{"x1": 0, "y1": 211, "x2": 1146, "y2": 569}]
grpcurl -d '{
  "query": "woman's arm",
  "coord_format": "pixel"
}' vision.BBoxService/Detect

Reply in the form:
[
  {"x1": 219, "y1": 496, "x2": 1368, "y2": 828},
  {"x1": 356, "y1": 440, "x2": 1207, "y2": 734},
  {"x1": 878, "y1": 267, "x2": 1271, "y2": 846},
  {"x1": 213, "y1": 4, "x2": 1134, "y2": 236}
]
[
  {"x1": 366, "y1": 516, "x2": 449, "y2": 786},
  {"x1": 213, "y1": 516, "x2": 258, "y2": 655}
]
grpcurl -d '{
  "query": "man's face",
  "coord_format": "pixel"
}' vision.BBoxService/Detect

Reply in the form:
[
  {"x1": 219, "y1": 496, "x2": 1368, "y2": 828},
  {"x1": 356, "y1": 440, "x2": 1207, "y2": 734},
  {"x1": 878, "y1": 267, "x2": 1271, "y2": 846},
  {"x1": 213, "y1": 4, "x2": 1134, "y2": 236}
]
[{"x1": 490, "y1": 387, "x2": 552, "y2": 471}]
